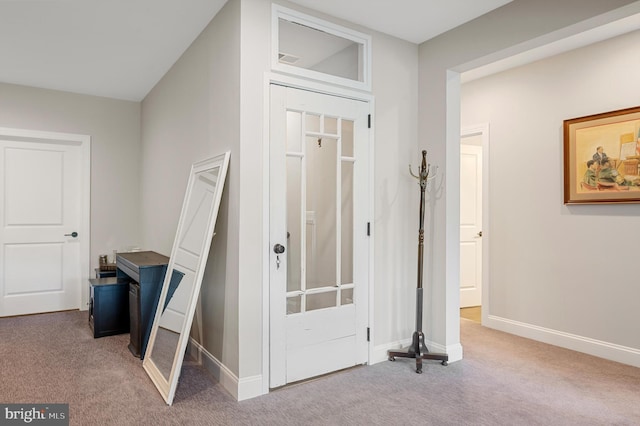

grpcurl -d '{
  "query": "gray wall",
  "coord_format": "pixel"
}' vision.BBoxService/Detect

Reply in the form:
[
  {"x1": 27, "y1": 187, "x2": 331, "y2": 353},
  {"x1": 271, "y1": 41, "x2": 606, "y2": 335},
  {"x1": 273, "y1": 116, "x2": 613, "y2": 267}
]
[
  {"x1": 461, "y1": 29, "x2": 640, "y2": 359},
  {"x1": 140, "y1": 0, "x2": 241, "y2": 375},
  {"x1": 370, "y1": 32, "x2": 420, "y2": 359},
  {"x1": 418, "y1": 0, "x2": 640, "y2": 357},
  {"x1": 0, "y1": 82, "x2": 141, "y2": 292}
]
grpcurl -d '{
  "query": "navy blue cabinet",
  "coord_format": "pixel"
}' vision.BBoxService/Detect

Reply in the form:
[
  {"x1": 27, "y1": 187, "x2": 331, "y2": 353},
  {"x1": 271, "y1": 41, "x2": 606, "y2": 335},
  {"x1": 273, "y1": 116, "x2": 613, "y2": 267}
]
[
  {"x1": 89, "y1": 277, "x2": 130, "y2": 338},
  {"x1": 116, "y1": 251, "x2": 168, "y2": 360}
]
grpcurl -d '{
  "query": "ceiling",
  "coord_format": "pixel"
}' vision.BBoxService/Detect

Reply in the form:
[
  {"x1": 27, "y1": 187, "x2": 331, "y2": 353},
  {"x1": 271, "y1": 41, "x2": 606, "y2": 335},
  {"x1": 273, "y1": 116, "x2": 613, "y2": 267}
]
[
  {"x1": 288, "y1": 0, "x2": 512, "y2": 44},
  {"x1": 0, "y1": 0, "x2": 514, "y2": 101}
]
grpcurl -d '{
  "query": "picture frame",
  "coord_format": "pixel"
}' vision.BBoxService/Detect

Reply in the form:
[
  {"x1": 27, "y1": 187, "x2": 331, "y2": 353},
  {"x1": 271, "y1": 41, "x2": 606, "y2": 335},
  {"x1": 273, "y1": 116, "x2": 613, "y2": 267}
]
[{"x1": 563, "y1": 106, "x2": 640, "y2": 204}]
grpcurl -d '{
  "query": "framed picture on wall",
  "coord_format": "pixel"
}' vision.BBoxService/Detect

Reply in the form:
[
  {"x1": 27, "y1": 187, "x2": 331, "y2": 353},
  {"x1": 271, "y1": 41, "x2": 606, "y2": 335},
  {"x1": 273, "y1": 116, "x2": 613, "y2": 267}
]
[{"x1": 563, "y1": 105, "x2": 640, "y2": 204}]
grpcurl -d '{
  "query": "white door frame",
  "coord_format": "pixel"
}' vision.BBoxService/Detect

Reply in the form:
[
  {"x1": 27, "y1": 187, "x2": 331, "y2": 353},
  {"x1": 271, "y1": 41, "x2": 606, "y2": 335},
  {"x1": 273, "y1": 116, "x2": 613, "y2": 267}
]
[
  {"x1": 460, "y1": 124, "x2": 489, "y2": 323},
  {"x1": 0, "y1": 127, "x2": 91, "y2": 311},
  {"x1": 262, "y1": 73, "x2": 374, "y2": 394}
]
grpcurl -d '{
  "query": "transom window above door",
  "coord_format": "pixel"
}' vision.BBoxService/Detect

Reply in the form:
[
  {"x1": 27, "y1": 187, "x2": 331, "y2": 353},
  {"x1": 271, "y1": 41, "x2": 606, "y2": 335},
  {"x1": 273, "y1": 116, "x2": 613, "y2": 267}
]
[{"x1": 272, "y1": 5, "x2": 371, "y2": 91}]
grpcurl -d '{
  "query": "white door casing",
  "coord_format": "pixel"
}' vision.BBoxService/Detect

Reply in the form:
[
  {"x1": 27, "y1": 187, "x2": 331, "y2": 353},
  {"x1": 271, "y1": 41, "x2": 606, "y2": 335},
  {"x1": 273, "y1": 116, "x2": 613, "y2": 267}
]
[
  {"x1": 269, "y1": 85, "x2": 370, "y2": 387},
  {"x1": 460, "y1": 139, "x2": 483, "y2": 308},
  {"x1": 0, "y1": 128, "x2": 90, "y2": 317}
]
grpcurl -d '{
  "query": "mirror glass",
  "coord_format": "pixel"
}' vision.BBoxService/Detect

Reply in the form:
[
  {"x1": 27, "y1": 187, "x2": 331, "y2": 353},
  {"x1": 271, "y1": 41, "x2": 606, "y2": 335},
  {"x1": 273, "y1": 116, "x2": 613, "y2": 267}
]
[{"x1": 143, "y1": 152, "x2": 230, "y2": 405}]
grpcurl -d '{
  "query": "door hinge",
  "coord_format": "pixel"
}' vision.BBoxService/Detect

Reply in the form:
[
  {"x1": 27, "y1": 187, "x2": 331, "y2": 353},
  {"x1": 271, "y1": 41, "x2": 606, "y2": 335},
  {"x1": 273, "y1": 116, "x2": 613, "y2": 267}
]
[
  {"x1": 367, "y1": 222, "x2": 370, "y2": 236},
  {"x1": 367, "y1": 327, "x2": 370, "y2": 342},
  {"x1": 367, "y1": 114, "x2": 371, "y2": 129}
]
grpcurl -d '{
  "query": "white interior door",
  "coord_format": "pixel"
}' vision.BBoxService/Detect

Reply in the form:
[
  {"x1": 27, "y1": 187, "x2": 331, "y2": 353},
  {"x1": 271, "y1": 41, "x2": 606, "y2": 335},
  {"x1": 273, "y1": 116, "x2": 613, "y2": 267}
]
[
  {"x1": 0, "y1": 136, "x2": 85, "y2": 317},
  {"x1": 269, "y1": 85, "x2": 370, "y2": 388},
  {"x1": 460, "y1": 140, "x2": 483, "y2": 308}
]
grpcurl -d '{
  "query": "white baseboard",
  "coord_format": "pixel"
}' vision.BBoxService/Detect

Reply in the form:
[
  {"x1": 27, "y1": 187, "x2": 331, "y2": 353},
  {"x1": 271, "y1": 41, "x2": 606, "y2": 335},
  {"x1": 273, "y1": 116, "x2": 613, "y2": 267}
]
[
  {"x1": 237, "y1": 374, "x2": 264, "y2": 401},
  {"x1": 187, "y1": 338, "x2": 266, "y2": 401},
  {"x1": 372, "y1": 337, "x2": 463, "y2": 365},
  {"x1": 444, "y1": 342, "x2": 463, "y2": 362},
  {"x1": 485, "y1": 315, "x2": 640, "y2": 368}
]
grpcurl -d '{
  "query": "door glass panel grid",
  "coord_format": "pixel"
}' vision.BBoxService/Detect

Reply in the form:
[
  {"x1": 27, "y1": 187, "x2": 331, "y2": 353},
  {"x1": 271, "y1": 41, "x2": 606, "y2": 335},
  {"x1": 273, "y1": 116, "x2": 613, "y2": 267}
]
[
  {"x1": 341, "y1": 159, "x2": 354, "y2": 285},
  {"x1": 305, "y1": 113, "x2": 320, "y2": 134},
  {"x1": 306, "y1": 115, "x2": 340, "y2": 139},
  {"x1": 340, "y1": 118, "x2": 355, "y2": 287},
  {"x1": 286, "y1": 110, "x2": 311, "y2": 310},
  {"x1": 341, "y1": 119, "x2": 354, "y2": 158},
  {"x1": 287, "y1": 294, "x2": 302, "y2": 314},
  {"x1": 286, "y1": 154, "x2": 303, "y2": 293},
  {"x1": 341, "y1": 285, "x2": 354, "y2": 305},
  {"x1": 286, "y1": 285, "x2": 354, "y2": 314},
  {"x1": 285, "y1": 111, "x2": 357, "y2": 315},
  {"x1": 306, "y1": 288, "x2": 337, "y2": 312}
]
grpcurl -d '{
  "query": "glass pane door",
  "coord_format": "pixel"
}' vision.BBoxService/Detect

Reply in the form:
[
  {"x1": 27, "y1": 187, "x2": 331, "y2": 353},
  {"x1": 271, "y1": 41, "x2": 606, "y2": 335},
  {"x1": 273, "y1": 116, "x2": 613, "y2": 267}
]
[
  {"x1": 285, "y1": 112, "x2": 355, "y2": 315},
  {"x1": 269, "y1": 84, "x2": 369, "y2": 388}
]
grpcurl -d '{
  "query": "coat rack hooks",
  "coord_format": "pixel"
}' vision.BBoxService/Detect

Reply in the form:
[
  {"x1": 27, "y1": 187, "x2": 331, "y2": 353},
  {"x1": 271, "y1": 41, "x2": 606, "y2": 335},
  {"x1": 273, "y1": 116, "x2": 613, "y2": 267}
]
[{"x1": 409, "y1": 150, "x2": 438, "y2": 190}]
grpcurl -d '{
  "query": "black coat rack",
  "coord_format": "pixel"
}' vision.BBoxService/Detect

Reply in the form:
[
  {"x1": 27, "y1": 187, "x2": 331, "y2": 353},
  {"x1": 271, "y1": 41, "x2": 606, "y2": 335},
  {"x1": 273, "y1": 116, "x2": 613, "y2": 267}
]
[{"x1": 388, "y1": 150, "x2": 448, "y2": 373}]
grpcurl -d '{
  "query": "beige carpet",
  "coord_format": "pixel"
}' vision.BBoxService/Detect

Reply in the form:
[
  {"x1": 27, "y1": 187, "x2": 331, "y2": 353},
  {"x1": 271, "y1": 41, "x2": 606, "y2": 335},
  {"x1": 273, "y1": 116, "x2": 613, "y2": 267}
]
[{"x1": 1, "y1": 310, "x2": 640, "y2": 425}]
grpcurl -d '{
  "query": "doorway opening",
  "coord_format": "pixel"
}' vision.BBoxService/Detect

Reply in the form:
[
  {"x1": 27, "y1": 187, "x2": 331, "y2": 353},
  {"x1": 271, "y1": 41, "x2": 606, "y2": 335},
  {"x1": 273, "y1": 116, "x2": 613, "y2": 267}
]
[{"x1": 459, "y1": 125, "x2": 488, "y2": 325}]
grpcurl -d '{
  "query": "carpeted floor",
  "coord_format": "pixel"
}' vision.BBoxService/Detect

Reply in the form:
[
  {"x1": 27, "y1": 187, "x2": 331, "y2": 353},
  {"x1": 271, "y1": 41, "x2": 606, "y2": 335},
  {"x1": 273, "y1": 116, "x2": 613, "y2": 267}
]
[{"x1": 1, "y1": 310, "x2": 639, "y2": 425}]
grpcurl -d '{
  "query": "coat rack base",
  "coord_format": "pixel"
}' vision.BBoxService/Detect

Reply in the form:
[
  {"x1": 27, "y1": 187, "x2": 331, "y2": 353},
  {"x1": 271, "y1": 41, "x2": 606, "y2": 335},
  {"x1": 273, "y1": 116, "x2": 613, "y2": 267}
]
[{"x1": 388, "y1": 331, "x2": 448, "y2": 374}]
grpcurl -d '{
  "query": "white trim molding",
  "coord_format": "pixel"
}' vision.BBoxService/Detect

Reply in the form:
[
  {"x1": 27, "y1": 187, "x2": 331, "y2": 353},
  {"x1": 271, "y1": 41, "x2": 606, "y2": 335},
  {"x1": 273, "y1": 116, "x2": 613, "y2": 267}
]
[
  {"x1": 188, "y1": 338, "x2": 264, "y2": 401},
  {"x1": 485, "y1": 315, "x2": 640, "y2": 368}
]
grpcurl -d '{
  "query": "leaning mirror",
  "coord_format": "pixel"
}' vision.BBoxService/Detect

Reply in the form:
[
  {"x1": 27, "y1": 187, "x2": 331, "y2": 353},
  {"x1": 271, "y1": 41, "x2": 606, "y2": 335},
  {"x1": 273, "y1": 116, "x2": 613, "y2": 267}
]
[{"x1": 143, "y1": 152, "x2": 230, "y2": 405}]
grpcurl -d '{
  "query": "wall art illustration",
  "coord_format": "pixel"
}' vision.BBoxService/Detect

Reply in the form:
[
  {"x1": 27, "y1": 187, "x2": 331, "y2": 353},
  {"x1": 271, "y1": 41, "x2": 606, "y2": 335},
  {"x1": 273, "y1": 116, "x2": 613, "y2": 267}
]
[{"x1": 564, "y1": 106, "x2": 640, "y2": 204}]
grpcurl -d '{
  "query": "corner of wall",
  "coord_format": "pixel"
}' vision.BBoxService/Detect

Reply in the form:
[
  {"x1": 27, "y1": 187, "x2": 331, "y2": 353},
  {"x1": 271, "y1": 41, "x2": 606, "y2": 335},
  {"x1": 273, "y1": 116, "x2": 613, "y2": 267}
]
[{"x1": 188, "y1": 338, "x2": 266, "y2": 401}]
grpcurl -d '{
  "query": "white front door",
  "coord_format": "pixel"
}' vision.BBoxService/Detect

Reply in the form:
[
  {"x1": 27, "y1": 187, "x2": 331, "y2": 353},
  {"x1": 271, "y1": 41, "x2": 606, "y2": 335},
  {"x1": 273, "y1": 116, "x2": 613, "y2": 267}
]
[
  {"x1": 0, "y1": 133, "x2": 86, "y2": 317},
  {"x1": 460, "y1": 140, "x2": 483, "y2": 308},
  {"x1": 269, "y1": 85, "x2": 370, "y2": 387}
]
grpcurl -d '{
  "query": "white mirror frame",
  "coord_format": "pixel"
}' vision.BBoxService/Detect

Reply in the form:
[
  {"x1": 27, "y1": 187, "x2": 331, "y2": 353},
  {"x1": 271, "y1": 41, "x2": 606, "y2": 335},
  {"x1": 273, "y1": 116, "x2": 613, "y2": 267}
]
[{"x1": 143, "y1": 151, "x2": 230, "y2": 405}]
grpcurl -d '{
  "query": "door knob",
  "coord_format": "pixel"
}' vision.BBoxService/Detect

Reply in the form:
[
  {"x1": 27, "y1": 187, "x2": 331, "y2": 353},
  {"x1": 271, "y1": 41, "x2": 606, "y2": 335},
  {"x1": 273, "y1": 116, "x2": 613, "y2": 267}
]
[
  {"x1": 475, "y1": 231, "x2": 483, "y2": 238},
  {"x1": 273, "y1": 244, "x2": 285, "y2": 254},
  {"x1": 65, "y1": 232, "x2": 78, "y2": 238}
]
